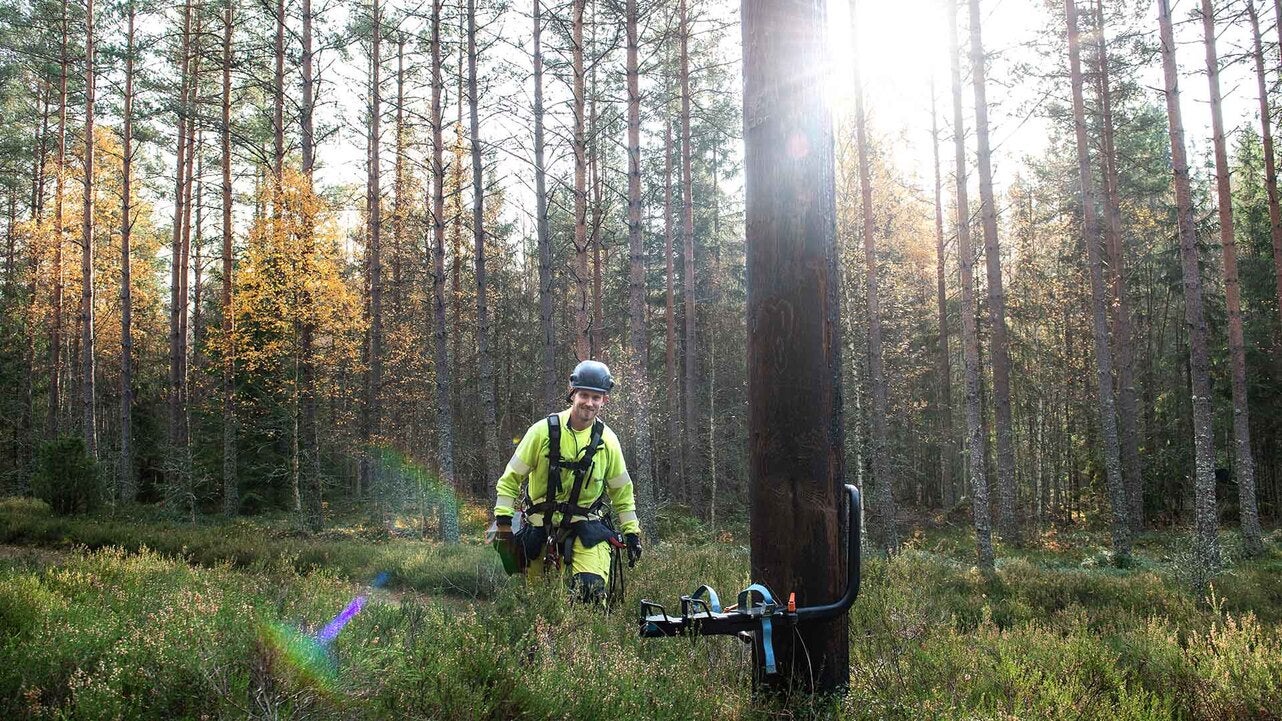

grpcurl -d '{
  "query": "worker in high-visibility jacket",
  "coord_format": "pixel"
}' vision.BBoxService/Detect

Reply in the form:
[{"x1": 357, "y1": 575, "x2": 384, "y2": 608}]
[{"x1": 492, "y1": 360, "x2": 642, "y2": 602}]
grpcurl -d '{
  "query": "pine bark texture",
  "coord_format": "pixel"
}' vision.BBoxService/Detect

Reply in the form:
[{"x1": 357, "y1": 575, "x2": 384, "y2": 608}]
[
  {"x1": 950, "y1": 0, "x2": 994, "y2": 570},
  {"x1": 572, "y1": 0, "x2": 589, "y2": 360},
  {"x1": 743, "y1": 0, "x2": 848, "y2": 691},
  {"x1": 80, "y1": 0, "x2": 95, "y2": 458},
  {"x1": 1156, "y1": 0, "x2": 1219, "y2": 580},
  {"x1": 363, "y1": 0, "x2": 383, "y2": 497},
  {"x1": 1201, "y1": 0, "x2": 1262, "y2": 556},
  {"x1": 301, "y1": 0, "x2": 321, "y2": 532},
  {"x1": 931, "y1": 87, "x2": 955, "y2": 508},
  {"x1": 1066, "y1": 0, "x2": 1130, "y2": 558},
  {"x1": 1093, "y1": 0, "x2": 1143, "y2": 529},
  {"x1": 968, "y1": 0, "x2": 1017, "y2": 541}
]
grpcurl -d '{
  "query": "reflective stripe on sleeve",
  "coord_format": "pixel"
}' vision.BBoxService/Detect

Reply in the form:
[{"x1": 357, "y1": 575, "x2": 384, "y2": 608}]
[
  {"x1": 606, "y1": 471, "x2": 631, "y2": 489},
  {"x1": 617, "y1": 510, "x2": 638, "y2": 525},
  {"x1": 496, "y1": 495, "x2": 516, "y2": 511},
  {"x1": 508, "y1": 455, "x2": 532, "y2": 475}
]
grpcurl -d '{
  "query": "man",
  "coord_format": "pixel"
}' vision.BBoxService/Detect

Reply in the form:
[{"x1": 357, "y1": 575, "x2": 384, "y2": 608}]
[{"x1": 493, "y1": 360, "x2": 643, "y2": 602}]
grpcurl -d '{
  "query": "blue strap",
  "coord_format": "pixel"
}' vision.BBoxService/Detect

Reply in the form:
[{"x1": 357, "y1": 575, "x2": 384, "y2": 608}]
[
  {"x1": 738, "y1": 583, "x2": 779, "y2": 674},
  {"x1": 760, "y1": 616, "x2": 776, "y2": 674},
  {"x1": 690, "y1": 585, "x2": 722, "y2": 613}
]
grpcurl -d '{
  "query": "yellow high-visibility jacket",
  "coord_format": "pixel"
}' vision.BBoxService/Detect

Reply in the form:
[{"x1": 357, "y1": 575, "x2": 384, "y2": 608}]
[{"x1": 494, "y1": 409, "x2": 640, "y2": 535}]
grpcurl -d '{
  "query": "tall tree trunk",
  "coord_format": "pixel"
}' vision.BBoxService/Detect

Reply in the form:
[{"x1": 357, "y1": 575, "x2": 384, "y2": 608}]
[
  {"x1": 169, "y1": 0, "x2": 193, "y2": 492},
  {"x1": 743, "y1": 0, "x2": 848, "y2": 691},
  {"x1": 49, "y1": 7, "x2": 68, "y2": 439},
  {"x1": 1066, "y1": 0, "x2": 1130, "y2": 558},
  {"x1": 663, "y1": 103, "x2": 681, "y2": 502},
  {"x1": 363, "y1": 0, "x2": 383, "y2": 498},
  {"x1": 300, "y1": 0, "x2": 321, "y2": 531},
  {"x1": 1201, "y1": 0, "x2": 1262, "y2": 556},
  {"x1": 853, "y1": 11, "x2": 896, "y2": 550},
  {"x1": 179, "y1": 16, "x2": 202, "y2": 516},
  {"x1": 1094, "y1": 0, "x2": 1142, "y2": 529},
  {"x1": 679, "y1": 0, "x2": 699, "y2": 513},
  {"x1": 588, "y1": 8, "x2": 603, "y2": 358},
  {"x1": 120, "y1": 2, "x2": 136, "y2": 501},
  {"x1": 220, "y1": 0, "x2": 237, "y2": 515},
  {"x1": 533, "y1": 0, "x2": 557, "y2": 411},
  {"x1": 931, "y1": 84, "x2": 955, "y2": 508},
  {"x1": 950, "y1": 0, "x2": 994, "y2": 570},
  {"x1": 274, "y1": 0, "x2": 285, "y2": 178},
  {"x1": 572, "y1": 0, "x2": 590, "y2": 360},
  {"x1": 1156, "y1": 0, "x2": 1219, "y2": 581},
  {"x1": 431, "y1": 0, "x2": 458, "y2": 541},
  {"x1": 1272, "y1": 0, "x2": 1282, "y2": 335},
  {"x1": 625, "y1": 0, "x2": 655, "y2": 539},
  {"x1": 468, "y1": 0, "x2": 500, "y2": 486},
  {"x1": 968, "y1": 0, "x2": 1017, "y2": 541},
  {"x1": 80, "y1": 0, "x2": 96, "y2": 458}
]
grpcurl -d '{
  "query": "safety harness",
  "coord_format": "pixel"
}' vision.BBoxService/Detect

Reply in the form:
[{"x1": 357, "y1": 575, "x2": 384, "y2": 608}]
[{"x1": 525, "y1": 414, "x2": 605, "y2": 567}]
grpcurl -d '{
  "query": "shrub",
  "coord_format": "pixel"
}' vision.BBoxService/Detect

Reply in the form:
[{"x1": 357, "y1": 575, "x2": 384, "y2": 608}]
[{"x1": 30, "y1": 437, "x2": 100, "y2": 515}]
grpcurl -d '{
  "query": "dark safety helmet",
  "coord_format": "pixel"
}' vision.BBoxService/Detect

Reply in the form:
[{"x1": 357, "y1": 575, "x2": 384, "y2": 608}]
[{"x1": 569, "y1": 360, "x2": 614, "y2": 396}]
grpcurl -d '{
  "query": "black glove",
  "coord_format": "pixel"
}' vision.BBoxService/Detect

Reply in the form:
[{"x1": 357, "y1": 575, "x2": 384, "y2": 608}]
[
  {"x1": 625, "y1": 533, "x2": 642, "y2": 568},
  {"x1": 495, "y1": 515, "x2": 513, "y2": 541}
]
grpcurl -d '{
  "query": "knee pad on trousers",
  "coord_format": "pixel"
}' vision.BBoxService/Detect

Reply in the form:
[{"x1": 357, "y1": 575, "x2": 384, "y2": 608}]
[{"x1": 571, "y1": 572, "x2": 606, "y2": 604}]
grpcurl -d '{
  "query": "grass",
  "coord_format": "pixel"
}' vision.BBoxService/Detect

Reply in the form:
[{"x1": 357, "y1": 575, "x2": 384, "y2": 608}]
[{"x1": 1, "y1": 497, "x2": 1280, "y2": 719}]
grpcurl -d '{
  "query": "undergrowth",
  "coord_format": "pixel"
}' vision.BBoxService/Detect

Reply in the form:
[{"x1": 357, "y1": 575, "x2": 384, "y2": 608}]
[{"x1": 0, "y1": 498, "x2": 1279, "y2": 719}]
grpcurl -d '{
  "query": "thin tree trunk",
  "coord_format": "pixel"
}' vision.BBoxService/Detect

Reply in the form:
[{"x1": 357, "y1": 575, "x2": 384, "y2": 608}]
[
  {"x1": 1066, "y1": 0, "x2": 1130, "y2": 558},
  {"x1": 663, "y1": 104, "x2": 681, "y2": 503},
  {"x1": 679, "y1": 0, "x2": 699, "y2": 513},
  {"x1": 1202, "y1": 0, "x2": 1262, "y2": 556},
  {"x1": 49, "y1": 8, "x2": 68, "y2": 439},
  {"x1": 950, "y1": 0, "x2": 994, "y2": 570},
  {"x1": 300, "y1": 0, "x2": 321, "y2": 531},
  {"x1": 81, "y1": 0, "x2": 96, "y2": 458},
  {"x1": 431, "y1": 0, "x2": 458, "y2": 542},
  {"x1": 1157, "y1": 0, "x2": 1219, "y2": 581},
  {"x1": 274, "y1": 0, "x2": 285, "y2": 177},
  {"x1": 468, "y1": 0, "x2": 500, "y2": 485},
  {"x1": 588, "y1": 8, "x2": 602, "y2": 357},
  {"x1": 220, "y1": 0, "x2": 236, "y2": 516},
  {"x1": 572, "y1": 0, "x2": 590, "y2": 360},
  {"x1": 1273, "y1": 0, "x2": 1282, "y2": 334},
  {"x1": 931, "y1": 81, "x2": 955, "y2": 508},
  {"x1": 533, "y1": 0, "x2": 557, "y2": 411},
  {"x1": 853, "y1": 11, "x2": 896, "y2": 550},
  {"x1": 363, "y1": 0, "x2": 383, "y2": 498},
  {"x1": 169, "y1": 0, "x2": 193, "y2": 493},
  {"x1": 120, "y1": 2, "x2": 136, "y2": 501},
  {"x1": 1094, "y1": 0, "x2": 1142, "y2": 529},
  {"x1": 968, "y1": 0, "x2": 1017, "y2": 541}
]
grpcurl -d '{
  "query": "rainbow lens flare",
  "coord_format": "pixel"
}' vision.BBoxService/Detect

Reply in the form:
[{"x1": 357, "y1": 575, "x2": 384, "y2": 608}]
[{"x1": 263, "y1": 574, "x2": 388, "y2": 690}]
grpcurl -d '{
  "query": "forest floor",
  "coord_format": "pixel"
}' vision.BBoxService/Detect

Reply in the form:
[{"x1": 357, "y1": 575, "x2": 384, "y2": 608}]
[{"x1": 1, "y1": 496, "x2": 1279, "y2": 720}]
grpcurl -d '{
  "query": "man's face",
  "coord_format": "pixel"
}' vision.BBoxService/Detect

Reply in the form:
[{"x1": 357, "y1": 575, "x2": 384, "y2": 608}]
[{"x1": 569, "y1": 389, "x2": 608, "y2": 429}]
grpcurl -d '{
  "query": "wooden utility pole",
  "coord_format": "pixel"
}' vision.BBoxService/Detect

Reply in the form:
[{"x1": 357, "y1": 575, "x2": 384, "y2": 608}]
[
  {"x1": 1156, "y1": 0, "x2": 1219, "y2": 579},
  {"x1": 1066, "y1": 0, "x2": 1129, "y2": 558},
  {"x1": 743, "y1": 0, "x2": 847, "y2": 692},
  {"x1": 968, "y1": 0, "x2": 1017, "y2": 541},
  {"x1": 852, "y1": 4, "x2": 896, "y2": 550},
  {"x1": 1200, "y1": 0, "x2": 1262, "y2": 556},
  {"x1": 949, "y1": 0, "x2": 994, "y2": 570}
]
